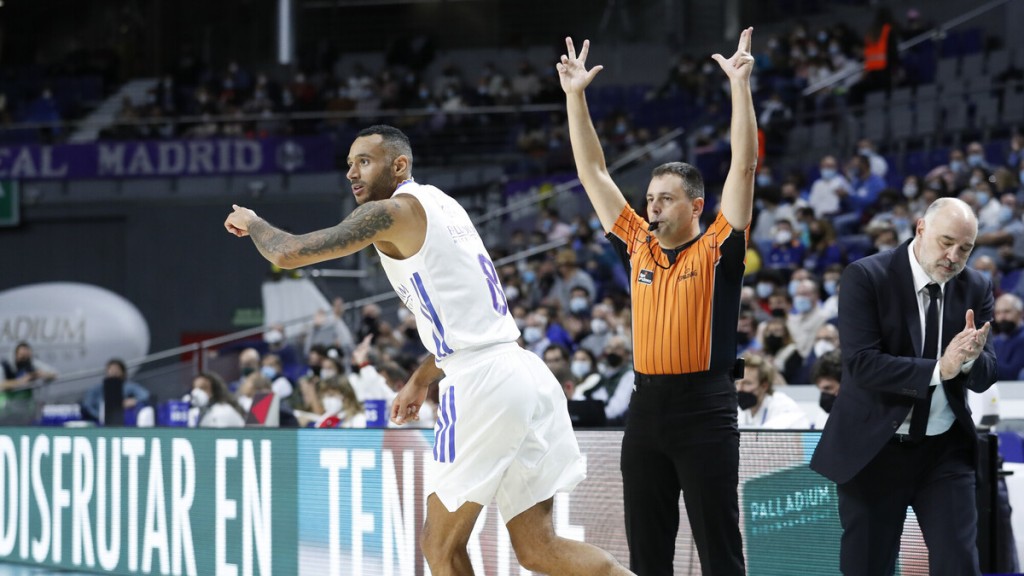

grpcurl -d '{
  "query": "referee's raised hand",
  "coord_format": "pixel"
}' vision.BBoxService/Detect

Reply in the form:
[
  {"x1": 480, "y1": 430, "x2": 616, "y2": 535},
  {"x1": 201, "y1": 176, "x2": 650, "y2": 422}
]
[{"x1": 712, "y1": 26, "x2": 755, "y2": 82}]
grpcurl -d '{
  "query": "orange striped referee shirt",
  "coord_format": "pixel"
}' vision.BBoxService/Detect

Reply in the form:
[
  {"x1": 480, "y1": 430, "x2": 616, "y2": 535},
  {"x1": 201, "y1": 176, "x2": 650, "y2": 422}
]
[{"x1": 609, "y1": 205, "x2": 749, "y2": 375}]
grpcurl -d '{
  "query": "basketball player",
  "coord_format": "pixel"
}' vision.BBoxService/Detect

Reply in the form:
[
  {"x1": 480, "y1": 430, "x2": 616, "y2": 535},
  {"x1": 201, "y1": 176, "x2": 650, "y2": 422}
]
[{"x1": 224, "y1": 125, "x2": 633, "y2": 575}]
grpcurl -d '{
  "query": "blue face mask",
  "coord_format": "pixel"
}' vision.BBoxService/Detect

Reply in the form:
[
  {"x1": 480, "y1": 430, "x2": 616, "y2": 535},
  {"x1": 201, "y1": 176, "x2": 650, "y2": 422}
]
[
  {"x1": 788, "y1": 280, "x2": 800, "y2": 297},
  {"x1": 820, "y1": 168, "x2": 837, "y2": 180},
  {"x1": 967, "y1": 153, "x2": 984, "y2": 167},
  {"x1": 793, "y1": 296, "x2": 814, "y2": 314},
  {"x1": 977, "y1": 269, "x2": 992, "y2": 282},
  {"x1": 522, "y1": 270, "x2": 536, "y2": 284},
  {"x1": 998, "y1": 206, "x2": 1014, "y2": 225},
  {"x1": 756, "y1": 173, "x2": 773, "y2": 187},
  {"x1": 569, "y1": 297, "x2": 590, "y2": 314},
  {"x1": 823, "y1": 279, "x2": 838, "y2": 296},
  {"x1": 261, "y1": 365, "x2": 277, "y2": 379},
  {"x1": 589, "y1": 217, "x2": 602, "y2": 231},
  {"x1": 950, "y1": 160, "x2": 966, "y2": 173},
  {"x1": 756, "y1": 282, "x2": 774, "y2": 299},
  {"x1": 976, "y1": 192, "x2": 990, "y2": 206}
]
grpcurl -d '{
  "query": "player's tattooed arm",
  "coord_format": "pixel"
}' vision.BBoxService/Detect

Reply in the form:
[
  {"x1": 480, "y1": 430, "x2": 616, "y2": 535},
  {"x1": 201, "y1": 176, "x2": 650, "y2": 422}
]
[{"x1": 248, "y1": 200, "x2": 398, "y2": 268}]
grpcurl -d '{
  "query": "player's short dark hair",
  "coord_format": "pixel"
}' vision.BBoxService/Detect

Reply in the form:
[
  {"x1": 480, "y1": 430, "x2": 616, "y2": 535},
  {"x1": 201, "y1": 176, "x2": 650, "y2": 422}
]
[
  {"x1": 357, "y1": 124, "x2": 414, "y2": 167},
  {"x1": 651, "y1": 162, "x2": 704, "y2": 200}
]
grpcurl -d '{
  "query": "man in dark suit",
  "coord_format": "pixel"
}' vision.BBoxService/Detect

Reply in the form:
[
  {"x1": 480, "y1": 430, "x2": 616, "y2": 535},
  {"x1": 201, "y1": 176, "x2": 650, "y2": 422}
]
[{"x1": 810, "y1": 197, "x2": 996, "y2": 576}]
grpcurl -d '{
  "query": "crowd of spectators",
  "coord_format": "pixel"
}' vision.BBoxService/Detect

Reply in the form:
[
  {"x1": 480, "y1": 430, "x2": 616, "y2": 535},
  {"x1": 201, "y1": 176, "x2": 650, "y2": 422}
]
[{"x1": 3, "y1": 6, "x2": 1023, "y2": 429}]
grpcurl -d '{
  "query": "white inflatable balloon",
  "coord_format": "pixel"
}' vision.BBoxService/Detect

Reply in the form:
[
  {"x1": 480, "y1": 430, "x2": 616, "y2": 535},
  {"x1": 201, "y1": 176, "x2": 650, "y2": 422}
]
[{"x1": 0, "y1": 282, "x2": 150, "y2": 376}]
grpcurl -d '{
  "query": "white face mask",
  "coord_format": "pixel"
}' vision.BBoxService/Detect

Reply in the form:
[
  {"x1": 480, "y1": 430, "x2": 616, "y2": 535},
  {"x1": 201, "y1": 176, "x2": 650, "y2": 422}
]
[
  {"x1": 813, "y1": 340, "x2": 836, "y2": 358},
  {"x1": 590, "y1": 318, "x2": 609, "y2": 335},
  {"x1": 523, "y1": 326, "x2": 544, "y2": 344},
  {"x1": 570, "y1": 361, "x2": 592, "y2": 379},
  {"x1": 190, "y1": 388, "x2": 210, "y2": 408},
  {"x1": 322, "y1": 396, "x2": 343, "y2": 415},
  {"x1": 320, "y1": 368, "x2": 338, "y2": 380}
]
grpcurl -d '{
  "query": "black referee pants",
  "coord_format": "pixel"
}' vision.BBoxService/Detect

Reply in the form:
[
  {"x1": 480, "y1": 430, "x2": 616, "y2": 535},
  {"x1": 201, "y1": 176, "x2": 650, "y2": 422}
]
[{"x1": 621, "y1": 371, "x2": 745, "y2": 576}]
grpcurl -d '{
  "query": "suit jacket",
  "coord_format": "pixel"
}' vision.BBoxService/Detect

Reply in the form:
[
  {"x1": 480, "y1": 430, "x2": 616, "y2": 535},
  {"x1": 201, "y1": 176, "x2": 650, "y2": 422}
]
[{"x1": 810, "y1": 240, "x2": 997, "y2": 485}]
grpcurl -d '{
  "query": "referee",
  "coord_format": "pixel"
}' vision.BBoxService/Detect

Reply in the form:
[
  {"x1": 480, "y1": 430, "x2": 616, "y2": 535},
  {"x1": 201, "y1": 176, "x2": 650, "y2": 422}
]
[{"x1": 557, "y1": 28, "x2": 757, "y2": 576}]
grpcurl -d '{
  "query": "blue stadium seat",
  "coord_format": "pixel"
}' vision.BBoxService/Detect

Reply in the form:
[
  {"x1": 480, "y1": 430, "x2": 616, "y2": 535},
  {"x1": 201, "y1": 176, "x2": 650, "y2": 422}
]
[
  {"x1": 998, "y1": 431, "x2": 1024, "y2": 463},
  {"x1": 1002, "y1": 268, "x2": 1022, "y2": 294}
]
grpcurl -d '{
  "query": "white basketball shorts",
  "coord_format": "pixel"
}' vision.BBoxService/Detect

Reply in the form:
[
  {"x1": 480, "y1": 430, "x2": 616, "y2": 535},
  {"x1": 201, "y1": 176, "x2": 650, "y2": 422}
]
[{"x1": 430, "y1": 341, "x2": 586, "y2": 522}]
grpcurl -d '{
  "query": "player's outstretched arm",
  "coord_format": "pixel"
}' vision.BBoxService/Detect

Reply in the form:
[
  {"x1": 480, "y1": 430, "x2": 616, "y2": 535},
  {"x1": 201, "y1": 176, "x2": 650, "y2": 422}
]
[
  {"x1": 714, "y1": 26, "x2": 758, "y2": 230},
  {"x1": 224, "y1": 198, "x2": 407, "y2": 269},
  {"x1": 558, "y1": 37, "x2": 628, "y2": 233}
]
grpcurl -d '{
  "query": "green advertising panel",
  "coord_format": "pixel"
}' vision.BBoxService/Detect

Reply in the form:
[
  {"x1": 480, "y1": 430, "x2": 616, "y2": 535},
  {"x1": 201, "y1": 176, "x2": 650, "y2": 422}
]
[
  {"x1": 743, "y1": 464, "x2": 842, "y2": 575},
  {"x1": 0, "y1": 428, "x2": 296, "y2": 575},
  {"x1": 0, "y1": 428, "x2": 933, "y2": 574}
]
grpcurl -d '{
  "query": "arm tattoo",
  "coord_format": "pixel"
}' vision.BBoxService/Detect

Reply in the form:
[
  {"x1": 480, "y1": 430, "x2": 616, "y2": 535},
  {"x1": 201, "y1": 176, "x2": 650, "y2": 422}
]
[
  {"x1": 246, "y1": 201, "x2": 395, "y2": 265},
  {"x1": 297, "y1": 201, "x2": 395, "y2": 258},
  {"x1": 246, "y1": 218, "x2": 301, "y2": 265}
]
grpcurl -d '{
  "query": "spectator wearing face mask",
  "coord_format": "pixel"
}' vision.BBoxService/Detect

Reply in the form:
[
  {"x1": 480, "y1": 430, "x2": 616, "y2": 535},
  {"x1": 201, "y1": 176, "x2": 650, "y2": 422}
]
[
  {"x1": 2, "y1": 341, "x2": 58, "y2": 394},
  {"x1": 546, "y1": 249, "x2": 597, "y2": 314},
  {"x1": 753, "y1": 269, "x2": 784, "y2": 318},
  {"x1": 965, "y1": 141, "x2": 993, "y2": 173},
  {"x1": 228, "y1": 348, "x2": 261, "y2": 393},
  {"x1": 856, "y1": 138, "x2": 889, "y2": 179},
  {"x1": 522, "y1": 310, "x2": 554, "y2": 356},
  {"x1": 800, "y1": 323, "x2": 840, "y2": 385},
  {"x1": 992, "y1": 294, "x2": 1024, "y2": 381},
  {"x1": 190, "y1": 372, "x2": 246, "y2": 428},
  {"x1": 810, "y1": 349, "x2": 842, "y2": 429},
  {"x1": 579, "y1": 303, "x2": 616, "y2": 357},
  {"x1": 588, "y1": 336, "x2": 635, "y2": 425},
  {"x1": 81, "y1": 359, "x2": 151, "y2": 423},
  {"x1": 736, "y1": 352, "x2": 809, "y2": 428},
  {"x1": 566, "y1": 286, "x2": 594, "y2": 317},
  {"x1": 261, "y1": 324, "x2": 301, "y2": 374},
  {"x1": 260, "y1": 354, "x2": 294, "y2": 400},
  {"x1": 315, "y1": 375, "x2": 366, "y2": 428},
  {"x1": 759, "y1": 317, "x2": 804, "y2": 384},
  {"x1": 568, "y1": 348, "x2": 603, "y2": 399},
  {"x1": 820, "y1": 263, "x2": 843, "y2": 319},
  {"x1": 766, "y1": 219, "x2": 805, "y2": 273},
  {"x1": 970, "y1": 256, "x2": 1003, "y2": 298},
  {"x1": 808, "y1": 155, "x2": 851, "y2": 219},
  {"x1": 973, "y1": 192, "x2": 1023, "y2": 270},
  {"x1": 834, "y1": 154, "x2": 886, "y2": 236},
  {"x1": 786, "y1": 278, "x2": 830, "y2": 359}
]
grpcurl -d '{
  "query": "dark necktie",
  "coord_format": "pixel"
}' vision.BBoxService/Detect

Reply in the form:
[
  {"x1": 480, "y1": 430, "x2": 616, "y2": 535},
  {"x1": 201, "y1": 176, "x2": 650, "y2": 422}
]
[{"x1": 909, "y1": 282, "x2": 940, "y2": 440}]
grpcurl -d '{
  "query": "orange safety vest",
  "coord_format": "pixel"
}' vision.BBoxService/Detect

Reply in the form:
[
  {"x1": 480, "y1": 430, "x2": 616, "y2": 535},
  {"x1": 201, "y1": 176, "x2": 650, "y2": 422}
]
[{"x1": 863, "y1": 23, "x2": 891, "y2": 72}]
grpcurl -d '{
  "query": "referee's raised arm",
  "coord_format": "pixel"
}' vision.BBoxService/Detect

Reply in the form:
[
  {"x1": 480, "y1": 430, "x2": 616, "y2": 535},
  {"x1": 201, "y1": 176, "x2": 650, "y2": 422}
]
[
  {"x1": 714, "y1": 26, "x2": 759, "y2": 231},
  {"x1": 557, "y1": 37, "x2": 628, "y2": 234}
]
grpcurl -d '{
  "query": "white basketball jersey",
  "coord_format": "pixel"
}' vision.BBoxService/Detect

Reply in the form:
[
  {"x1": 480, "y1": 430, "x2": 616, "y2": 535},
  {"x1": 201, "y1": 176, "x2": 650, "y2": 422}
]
[{"x1": 377, "y1": 181, "x2": 520, "y2": 365}]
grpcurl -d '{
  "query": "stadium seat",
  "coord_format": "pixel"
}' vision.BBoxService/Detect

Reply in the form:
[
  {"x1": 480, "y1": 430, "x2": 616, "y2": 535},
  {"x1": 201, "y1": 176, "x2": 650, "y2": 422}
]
[{"x1": 998, "y1": 431, "x2": 1024, "y2": 464}]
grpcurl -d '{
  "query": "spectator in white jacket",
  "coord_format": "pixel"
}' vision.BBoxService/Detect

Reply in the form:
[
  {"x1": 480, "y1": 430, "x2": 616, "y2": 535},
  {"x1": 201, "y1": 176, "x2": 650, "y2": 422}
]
[{"x1": 737, "y1": 352, "x2": 809, "y2": 429}]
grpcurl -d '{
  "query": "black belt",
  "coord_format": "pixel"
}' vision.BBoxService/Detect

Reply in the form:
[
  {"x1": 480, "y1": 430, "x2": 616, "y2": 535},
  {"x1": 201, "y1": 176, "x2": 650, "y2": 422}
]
[
  {"x1": 634, "y1": 369, "x2": 733, "y2": 392},
  {"x1": 890, "y1": 425, "x2": 958, "y2": 446}
]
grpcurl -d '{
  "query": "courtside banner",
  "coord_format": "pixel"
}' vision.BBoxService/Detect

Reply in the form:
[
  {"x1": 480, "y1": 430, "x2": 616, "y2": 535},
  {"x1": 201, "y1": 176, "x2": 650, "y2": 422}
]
[
  {"x1": 0, "y1": 428, "x2": 931, "y2": 575},
  {"x1": 0, "y1": 136, "x2": 334, "y2": 180},
  {"x1": 0, "y1": 428, "x2": 297, "y2": 575}
]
